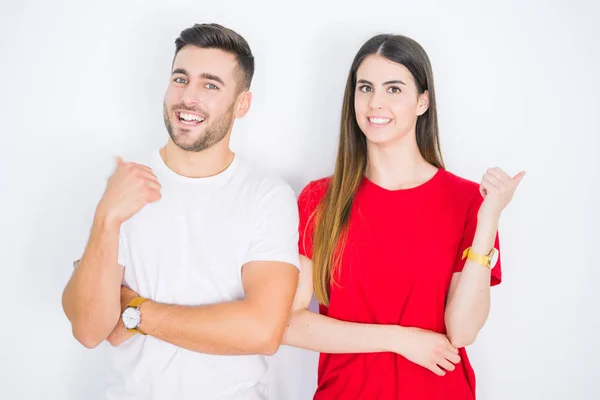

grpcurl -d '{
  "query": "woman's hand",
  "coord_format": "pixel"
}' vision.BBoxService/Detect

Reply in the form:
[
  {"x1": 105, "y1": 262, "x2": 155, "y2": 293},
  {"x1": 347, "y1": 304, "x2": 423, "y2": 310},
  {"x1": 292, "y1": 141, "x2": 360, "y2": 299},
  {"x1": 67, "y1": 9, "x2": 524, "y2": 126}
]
[
  {"x1": 478, "y1": 167, "x2": 525, "y2": 223},
  {"x1": 393, "y1": 327, "x2": 461, "y2": 376}
]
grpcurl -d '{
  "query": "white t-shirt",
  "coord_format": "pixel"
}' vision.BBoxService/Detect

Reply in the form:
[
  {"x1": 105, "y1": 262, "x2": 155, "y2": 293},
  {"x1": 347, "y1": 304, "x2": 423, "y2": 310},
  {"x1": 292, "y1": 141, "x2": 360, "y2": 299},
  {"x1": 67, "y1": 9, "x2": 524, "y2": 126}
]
[{"x1": 106, "y1": 149, "x2": 300, "y2": 400}]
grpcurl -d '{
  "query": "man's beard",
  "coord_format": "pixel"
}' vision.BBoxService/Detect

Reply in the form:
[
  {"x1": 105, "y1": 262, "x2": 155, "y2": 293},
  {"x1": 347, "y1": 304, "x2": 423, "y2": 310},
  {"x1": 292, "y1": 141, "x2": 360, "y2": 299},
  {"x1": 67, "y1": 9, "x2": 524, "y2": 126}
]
[{"x1": 163, "y1": 102, "x2": 235, "y2": 152}]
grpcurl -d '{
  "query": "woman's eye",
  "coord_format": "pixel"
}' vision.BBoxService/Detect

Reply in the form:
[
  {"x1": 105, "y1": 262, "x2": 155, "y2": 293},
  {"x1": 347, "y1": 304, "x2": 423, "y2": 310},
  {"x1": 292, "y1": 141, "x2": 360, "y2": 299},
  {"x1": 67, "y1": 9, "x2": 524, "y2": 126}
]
[
  {"x1": 358, "y1": 85, "x2": 372, "y2": 93},
  {"x1": 388, "y1": 86, "x2": 401, "y2": 94}
]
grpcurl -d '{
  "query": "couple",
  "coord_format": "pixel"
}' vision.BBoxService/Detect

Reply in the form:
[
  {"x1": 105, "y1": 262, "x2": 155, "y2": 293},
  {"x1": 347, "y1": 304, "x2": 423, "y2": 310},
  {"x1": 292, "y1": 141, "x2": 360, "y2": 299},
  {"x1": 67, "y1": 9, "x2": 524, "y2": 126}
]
[{"x1": 62, "y1": 23, "x2": 524, "y2": 400}]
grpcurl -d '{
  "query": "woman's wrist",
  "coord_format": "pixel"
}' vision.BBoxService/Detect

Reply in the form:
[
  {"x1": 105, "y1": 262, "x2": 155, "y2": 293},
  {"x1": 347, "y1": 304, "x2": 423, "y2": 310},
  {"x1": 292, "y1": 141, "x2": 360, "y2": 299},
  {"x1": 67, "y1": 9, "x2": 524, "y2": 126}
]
[
  {"x1": 471, "y1": 218, "x2": 498, "y2": 255},
  {"x1": 384, "y1": 325, "x2": 410, "y2": 354}
]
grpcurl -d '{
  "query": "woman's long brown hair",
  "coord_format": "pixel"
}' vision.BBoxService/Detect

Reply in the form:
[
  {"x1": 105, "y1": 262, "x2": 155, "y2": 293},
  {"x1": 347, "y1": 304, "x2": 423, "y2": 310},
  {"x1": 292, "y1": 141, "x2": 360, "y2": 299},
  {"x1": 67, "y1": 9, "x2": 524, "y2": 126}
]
[{"x1": 312, "y1": 34, "x2": 445, "y2": 306}]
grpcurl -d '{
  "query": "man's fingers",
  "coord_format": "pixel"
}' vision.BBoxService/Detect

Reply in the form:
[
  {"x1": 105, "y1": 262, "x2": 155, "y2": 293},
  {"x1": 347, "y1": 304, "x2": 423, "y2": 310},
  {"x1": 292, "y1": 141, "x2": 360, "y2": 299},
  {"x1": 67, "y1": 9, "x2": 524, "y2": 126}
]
[
  {"x1": 130, "y1": 162, "x2": 154, "y2": 174},
  {"x1": 145, "y1": 179, "x2": 162, "y2": 192},
  {"x1": 131, "y1": 166, "x2": 159, "y2": 182}
]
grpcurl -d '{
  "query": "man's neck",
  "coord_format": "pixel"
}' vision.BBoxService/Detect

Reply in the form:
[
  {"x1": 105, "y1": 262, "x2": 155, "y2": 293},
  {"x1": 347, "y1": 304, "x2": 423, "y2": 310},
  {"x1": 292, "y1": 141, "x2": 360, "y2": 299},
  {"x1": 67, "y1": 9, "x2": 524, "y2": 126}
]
[{"x1": 160, "y1": 140, "x2": 235, "y2": 179}]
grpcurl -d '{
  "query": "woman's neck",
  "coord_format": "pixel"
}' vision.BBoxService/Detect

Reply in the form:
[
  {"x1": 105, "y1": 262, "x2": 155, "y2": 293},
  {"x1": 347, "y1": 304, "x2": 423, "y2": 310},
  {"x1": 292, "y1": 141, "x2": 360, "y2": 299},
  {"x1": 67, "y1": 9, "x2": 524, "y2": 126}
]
[{"x1": 365, "y1": 134, "x2": 438, "y2": 190}]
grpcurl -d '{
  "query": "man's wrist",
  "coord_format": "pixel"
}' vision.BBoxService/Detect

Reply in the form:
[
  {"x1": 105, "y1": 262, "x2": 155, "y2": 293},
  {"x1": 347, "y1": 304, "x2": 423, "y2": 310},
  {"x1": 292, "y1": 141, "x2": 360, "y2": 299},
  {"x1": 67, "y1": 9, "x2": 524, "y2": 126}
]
[
  {"x1": 138, "y1": 300, "x2": 157, "y2": 335},
  {"x1": 93, "y1": 210, "x2": 121, "y2": 233}
]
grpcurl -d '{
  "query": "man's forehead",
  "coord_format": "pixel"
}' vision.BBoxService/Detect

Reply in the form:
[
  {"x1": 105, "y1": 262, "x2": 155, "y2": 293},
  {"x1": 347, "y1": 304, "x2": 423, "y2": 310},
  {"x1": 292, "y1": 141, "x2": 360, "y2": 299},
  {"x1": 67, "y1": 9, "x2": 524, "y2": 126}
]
[{"x1": 172, "y1": 46, "x2": 238, "y2": 76}]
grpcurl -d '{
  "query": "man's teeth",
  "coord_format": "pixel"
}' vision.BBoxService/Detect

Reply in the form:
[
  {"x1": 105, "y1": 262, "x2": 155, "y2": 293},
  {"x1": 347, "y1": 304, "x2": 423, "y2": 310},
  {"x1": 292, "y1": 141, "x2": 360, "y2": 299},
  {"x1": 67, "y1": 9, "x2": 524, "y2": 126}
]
[
  {"x1": 369, "y1": 117, "x2": 391, "y2": 125},
  {"x1": 180, "y1": 112, "x2": 205, "y2": 122}
]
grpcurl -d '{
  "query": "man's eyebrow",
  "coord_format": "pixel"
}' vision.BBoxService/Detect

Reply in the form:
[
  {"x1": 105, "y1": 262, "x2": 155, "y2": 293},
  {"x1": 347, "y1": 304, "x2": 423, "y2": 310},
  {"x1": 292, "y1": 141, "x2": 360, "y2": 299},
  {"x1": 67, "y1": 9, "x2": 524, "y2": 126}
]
[
  {"x1": 172, "y1": 68, "x2": 188, "y2": 76},
  {"x1": 199, "y1": 72, "x2": 225, "y2": 86},
  {"x1": 171, "y1": 69, "x2": 226, "y2": 86}
]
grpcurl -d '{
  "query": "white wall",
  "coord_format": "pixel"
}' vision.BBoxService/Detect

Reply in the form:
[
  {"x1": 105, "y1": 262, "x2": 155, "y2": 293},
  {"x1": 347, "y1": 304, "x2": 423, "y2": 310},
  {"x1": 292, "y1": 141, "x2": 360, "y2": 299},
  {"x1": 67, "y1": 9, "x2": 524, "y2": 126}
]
[{"x1": 1, "y1": 0, "x2": 598, "y2": 399}]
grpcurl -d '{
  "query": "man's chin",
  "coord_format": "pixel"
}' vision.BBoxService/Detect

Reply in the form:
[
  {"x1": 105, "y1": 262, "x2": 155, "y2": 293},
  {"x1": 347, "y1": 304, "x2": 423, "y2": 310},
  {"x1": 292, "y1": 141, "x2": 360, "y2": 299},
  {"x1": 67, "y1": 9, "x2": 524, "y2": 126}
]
[
  {"x1": 172, "y1": 125, "x2": 203, "y2": 140},
  {"x1": 171, "y1": 133, "x2": 211, "y2": 152}
]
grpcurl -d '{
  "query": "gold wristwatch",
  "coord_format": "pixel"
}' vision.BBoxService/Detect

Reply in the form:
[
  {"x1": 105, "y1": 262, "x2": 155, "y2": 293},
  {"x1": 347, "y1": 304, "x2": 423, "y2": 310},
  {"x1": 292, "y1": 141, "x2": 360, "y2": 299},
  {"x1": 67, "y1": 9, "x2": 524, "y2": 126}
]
[{"x1": 462, "y1": 247, "x2": 499, "y2": 269}]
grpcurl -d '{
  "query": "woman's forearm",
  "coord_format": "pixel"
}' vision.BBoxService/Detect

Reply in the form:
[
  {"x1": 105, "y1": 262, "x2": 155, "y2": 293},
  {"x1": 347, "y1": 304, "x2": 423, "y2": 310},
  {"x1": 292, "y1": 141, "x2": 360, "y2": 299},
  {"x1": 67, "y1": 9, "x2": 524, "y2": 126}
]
[
  {"x1": 445, "y1": 219, "x2": 497, "y2": 348},
  {"x1": 283, "y1": 308, "x2": 401, "y2": 354}
]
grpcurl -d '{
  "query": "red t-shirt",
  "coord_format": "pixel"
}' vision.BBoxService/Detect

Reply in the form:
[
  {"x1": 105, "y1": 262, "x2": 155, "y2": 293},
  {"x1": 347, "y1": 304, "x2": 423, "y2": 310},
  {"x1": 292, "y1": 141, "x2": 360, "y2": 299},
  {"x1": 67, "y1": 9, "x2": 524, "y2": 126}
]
[{"x1": 298, "y1": 168, "x2": 502, "y2": 400}]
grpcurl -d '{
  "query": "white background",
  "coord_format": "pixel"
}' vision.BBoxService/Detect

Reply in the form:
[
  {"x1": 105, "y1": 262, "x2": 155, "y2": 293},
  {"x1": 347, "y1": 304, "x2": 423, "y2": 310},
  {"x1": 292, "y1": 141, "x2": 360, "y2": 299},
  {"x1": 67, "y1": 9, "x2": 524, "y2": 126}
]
[{"x1": 1, "y1": 0, "x2": 598, "y2": 399}]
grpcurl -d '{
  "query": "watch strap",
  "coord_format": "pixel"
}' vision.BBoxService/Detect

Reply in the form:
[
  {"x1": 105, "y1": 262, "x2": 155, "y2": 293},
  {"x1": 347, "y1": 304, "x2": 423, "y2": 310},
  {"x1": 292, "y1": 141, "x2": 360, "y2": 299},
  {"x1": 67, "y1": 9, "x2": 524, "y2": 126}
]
[
  {"x1": 462, "y1": 247, "x2": 492, "y2": 268},
  {"x1": 127, "y1": 327, "x2": 147, "y2": 335},
  {"x1": 127, "y1": 296, "x2": 148, "y2": 308}
]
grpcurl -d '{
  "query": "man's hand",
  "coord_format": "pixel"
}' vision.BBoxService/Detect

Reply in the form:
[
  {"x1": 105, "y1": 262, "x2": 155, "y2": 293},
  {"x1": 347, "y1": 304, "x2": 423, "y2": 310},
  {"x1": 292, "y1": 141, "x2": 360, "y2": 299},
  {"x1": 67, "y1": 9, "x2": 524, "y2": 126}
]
[
  {"x1": 96, "y1": 157, "x2": 162, "y2": 229},
  {"x1": 106, "y1": 285, "x2": 140, "y2": 347}
]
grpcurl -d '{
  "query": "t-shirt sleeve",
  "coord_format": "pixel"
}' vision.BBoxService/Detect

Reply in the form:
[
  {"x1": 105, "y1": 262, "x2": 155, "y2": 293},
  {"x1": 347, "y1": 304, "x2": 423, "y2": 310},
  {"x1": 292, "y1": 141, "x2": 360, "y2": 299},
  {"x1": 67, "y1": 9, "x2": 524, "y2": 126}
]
[
  {"x1": 453, "y1": 191, "x2": 502, "y2": 286},
  {"x1": 243, "y1": 184, "x2": 301, "y2": 269},
  {"x1": 297, "y1": 181, "x2": 322, "y2": 260}
]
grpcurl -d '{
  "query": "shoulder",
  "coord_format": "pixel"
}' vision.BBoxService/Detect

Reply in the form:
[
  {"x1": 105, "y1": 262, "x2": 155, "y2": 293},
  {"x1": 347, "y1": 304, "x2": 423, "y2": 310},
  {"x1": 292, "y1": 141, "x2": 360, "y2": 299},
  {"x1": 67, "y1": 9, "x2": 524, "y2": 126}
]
[
  {"x1": 438, "y1": 169, "x2": 484, "y2": 215},
  {"x1": 234, "y1": 156, "x2": 296, "y2": 208},
  {"x1": 298, "y1": 177, "x2": 331, "y2": 205},
  {"x1": 439, "y1": 169, "x2": 480, "y2": 199},
  {"x1": 296, "y1": 177, "x2": 332, "y2": 222},
  {"x1": 440, "y1": 169, "x2": 479, "y2": 191}
]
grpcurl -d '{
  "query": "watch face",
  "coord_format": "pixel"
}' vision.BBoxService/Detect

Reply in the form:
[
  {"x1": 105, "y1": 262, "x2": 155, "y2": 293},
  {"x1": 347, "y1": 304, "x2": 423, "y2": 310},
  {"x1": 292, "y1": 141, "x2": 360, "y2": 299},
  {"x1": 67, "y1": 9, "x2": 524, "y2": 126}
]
[
  {"x1": 122, "y1": 307, "x2": 140, "y2": 329},
  {"x1": 490, "y1": 248, "x2": 500, "y2": 269}
]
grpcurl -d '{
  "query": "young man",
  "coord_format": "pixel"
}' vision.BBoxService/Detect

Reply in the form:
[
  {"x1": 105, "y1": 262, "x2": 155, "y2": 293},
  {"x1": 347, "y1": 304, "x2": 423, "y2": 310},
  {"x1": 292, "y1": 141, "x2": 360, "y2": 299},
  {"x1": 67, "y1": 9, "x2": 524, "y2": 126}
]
[{"x1": 62, "y1": 23, "x2": 300, "y2": 400}]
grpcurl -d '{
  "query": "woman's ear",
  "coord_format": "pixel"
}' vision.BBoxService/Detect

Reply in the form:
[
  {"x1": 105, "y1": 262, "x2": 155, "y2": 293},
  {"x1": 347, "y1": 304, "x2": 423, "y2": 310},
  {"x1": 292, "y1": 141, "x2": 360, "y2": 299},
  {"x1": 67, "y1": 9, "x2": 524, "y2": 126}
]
[{"x1": 417, "y1": 90, "x2": 430, "y2": 116}]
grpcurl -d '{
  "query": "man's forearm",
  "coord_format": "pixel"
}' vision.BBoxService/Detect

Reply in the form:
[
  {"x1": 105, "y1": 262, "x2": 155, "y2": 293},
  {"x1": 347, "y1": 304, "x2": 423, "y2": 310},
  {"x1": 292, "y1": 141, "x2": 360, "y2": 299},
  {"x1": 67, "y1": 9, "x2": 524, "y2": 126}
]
[
  {"x1": 139, "y1": 299, "x2": 284, "y2": 356},
  {"x1": 445, "y1": 220, "x2": 496, "y2": 347},
  {"x1": 62, "y1": 217, "x2": 123, "y2": 348},
  {"x1": 282, "y1": 309, "x2": 400, "y2": 354}
]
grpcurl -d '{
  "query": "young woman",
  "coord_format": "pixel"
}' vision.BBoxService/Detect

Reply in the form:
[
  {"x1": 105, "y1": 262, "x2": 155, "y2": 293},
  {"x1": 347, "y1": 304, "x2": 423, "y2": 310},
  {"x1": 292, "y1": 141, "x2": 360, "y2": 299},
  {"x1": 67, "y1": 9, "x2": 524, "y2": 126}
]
[{"x1": 283, "y1": 34, "x2": 524, "y2": 399}]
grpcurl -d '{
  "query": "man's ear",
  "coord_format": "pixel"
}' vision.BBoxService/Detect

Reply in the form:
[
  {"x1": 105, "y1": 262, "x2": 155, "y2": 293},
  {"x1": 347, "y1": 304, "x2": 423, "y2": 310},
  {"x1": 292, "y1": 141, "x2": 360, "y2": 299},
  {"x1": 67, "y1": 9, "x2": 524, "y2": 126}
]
[{"x1": 235, "y1": 90, "x2": 252, "y2": 119}]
